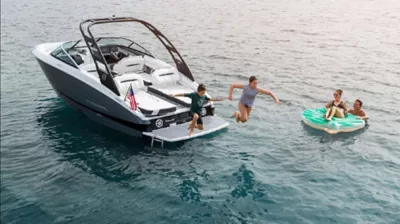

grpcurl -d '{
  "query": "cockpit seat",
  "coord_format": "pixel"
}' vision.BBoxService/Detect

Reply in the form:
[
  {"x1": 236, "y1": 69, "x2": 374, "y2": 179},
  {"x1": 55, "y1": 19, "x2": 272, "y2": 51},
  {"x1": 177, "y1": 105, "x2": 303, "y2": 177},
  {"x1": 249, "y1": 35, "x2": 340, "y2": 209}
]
[{"x1": 114, "y1": 73, "x2": 176, "y2": 116}]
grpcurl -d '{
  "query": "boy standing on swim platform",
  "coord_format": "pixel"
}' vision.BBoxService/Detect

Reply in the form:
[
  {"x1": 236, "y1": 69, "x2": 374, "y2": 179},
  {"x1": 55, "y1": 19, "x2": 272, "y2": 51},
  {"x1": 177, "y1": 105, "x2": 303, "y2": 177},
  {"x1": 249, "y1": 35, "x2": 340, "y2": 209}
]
[{"x1": 171, "y1": 84, "x2": 224, "y2": 136}]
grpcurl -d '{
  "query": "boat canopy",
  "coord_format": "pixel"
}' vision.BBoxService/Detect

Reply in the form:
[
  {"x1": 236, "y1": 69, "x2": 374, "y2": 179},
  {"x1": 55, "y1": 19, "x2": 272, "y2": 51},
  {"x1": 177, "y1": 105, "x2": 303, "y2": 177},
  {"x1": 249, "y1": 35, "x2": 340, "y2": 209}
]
[{"x1": 79, "y1": 16, "x2": 195, "y2": 96}]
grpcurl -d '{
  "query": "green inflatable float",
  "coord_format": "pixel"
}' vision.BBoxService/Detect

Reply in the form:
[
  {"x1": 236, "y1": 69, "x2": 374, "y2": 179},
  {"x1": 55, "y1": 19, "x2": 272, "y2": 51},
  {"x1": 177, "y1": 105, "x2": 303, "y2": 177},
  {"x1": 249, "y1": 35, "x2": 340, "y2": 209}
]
[{"x1": 302, "y1": 108, "x2": 365, "y2": 134}]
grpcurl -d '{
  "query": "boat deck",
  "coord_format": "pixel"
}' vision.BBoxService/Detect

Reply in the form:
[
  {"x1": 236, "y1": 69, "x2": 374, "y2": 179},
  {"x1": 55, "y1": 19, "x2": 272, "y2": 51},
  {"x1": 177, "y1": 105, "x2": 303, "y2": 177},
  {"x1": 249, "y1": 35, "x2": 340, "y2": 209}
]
[{"x1": 143, "y1": 115, "x2": 229, "y2": 142}]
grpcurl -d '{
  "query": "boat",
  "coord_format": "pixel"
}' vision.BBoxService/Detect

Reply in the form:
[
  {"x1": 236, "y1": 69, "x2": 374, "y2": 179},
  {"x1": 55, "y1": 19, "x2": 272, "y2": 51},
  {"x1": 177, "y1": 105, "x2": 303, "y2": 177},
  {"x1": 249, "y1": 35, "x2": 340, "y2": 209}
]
[{"x1": 32, "y1": 16, "x2": 229, "y2": 146}]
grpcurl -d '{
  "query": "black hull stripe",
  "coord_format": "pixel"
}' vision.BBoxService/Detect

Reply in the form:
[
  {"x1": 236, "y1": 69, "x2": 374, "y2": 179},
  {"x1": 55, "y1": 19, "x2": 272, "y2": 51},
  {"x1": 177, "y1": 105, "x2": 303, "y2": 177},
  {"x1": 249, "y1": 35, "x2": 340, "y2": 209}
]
[{"x1": 58, "y1": 91, "x2": 150, "y2": 132}]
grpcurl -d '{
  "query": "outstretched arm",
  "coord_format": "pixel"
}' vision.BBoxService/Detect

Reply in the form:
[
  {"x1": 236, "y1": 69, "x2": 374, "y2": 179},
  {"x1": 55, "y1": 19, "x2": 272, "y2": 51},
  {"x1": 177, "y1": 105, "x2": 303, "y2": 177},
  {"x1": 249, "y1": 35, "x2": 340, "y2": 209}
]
[
  {"x1": 357, "y1": 111, "x2": 369, "y2": 121},
  {"x1": 257, "y1": 88, "x2": 280, "y2": 104},
  {"x1": 208, "y1": 97, "x2": 225, "y2": 102},
  {"x1": 170, "y1": 93, "x2": 186, "y2": 97},
  {"x1": 228, "y1": 84, "x2": 244, "y2": 100}
]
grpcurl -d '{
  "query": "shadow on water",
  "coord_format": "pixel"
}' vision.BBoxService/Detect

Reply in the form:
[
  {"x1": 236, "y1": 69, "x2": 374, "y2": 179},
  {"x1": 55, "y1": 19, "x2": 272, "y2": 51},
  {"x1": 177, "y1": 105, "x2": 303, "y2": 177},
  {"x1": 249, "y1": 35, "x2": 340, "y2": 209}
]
[
  {"x1": 35, "y1": 98, "x2": 227, "y2": 183},
  {"x1": 230, "y1": 164, "x2": 266, "y2": 200},
  {"x1": 36, "y1": 99, "x2": 148, "y2": 150},
  {"x1": 301, "y1": 121, "x2": 368, "y2": 143},
  {"x1": 35, "y1": 99, "x2": 185, "y2": 182}
]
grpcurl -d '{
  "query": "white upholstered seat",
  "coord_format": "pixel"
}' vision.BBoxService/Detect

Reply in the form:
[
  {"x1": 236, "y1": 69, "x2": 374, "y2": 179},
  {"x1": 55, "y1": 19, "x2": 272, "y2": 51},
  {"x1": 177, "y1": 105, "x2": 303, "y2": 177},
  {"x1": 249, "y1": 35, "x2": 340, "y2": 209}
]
[
  {"x1": 113, "y1": 56, "x2": 145, "y2": 74},
  {"x1": 114, "y1": 73, "x2": 145, "y2": 96},
  {"x1": 114, "y1": 73, "x2": 176, "y2": 116},
  {"x1": 151, "y1": 67, "x2": 180, "y2": 86}
]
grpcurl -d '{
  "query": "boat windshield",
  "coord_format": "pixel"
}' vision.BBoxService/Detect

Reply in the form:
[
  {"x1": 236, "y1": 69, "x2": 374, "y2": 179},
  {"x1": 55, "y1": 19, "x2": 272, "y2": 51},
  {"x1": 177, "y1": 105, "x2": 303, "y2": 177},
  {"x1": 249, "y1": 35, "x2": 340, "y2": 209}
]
[
  {"x1": 96, "y1": 37, "x2": 132, "y2": 47},
  {"x1": 50, "y1": 37, "x2": 153, "y2": 68},
  {"x1": 51, "y1": 41, "x2": 79, "y2": 54},
  {"x1": 50, "y1": 41, "x2": 80, "y2": 68},
  {"x1": 96, "y1": 37, "x2": 152, "y2": 56}
]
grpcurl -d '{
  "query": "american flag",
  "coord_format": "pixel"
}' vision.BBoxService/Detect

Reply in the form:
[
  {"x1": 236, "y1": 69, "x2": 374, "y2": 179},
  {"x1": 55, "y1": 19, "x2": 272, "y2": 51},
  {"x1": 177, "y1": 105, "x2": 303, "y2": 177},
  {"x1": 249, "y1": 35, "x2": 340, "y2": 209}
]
[{"x1": 127, "y1": 85, "x2": 137, "y2": 111}]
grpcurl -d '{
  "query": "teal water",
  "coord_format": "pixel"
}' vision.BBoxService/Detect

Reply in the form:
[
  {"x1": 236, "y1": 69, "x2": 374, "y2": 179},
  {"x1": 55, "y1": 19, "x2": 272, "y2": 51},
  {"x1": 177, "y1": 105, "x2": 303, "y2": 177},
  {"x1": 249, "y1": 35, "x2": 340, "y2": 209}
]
[{"x1": 1, "y1": 0, "x2": 400, "y2": 223}]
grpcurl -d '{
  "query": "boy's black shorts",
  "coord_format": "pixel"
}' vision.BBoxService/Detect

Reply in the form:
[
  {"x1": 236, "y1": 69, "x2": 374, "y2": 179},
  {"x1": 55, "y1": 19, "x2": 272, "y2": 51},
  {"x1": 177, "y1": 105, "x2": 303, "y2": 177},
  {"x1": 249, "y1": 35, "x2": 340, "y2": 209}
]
[{"x1": 190, "y1": 112, "x2": 203, "y2": 125}]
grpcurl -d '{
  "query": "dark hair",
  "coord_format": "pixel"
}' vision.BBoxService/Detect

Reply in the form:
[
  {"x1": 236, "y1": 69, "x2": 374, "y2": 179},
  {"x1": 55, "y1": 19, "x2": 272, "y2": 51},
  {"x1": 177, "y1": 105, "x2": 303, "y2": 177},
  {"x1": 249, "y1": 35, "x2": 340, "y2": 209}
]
[
  {"x1": 197, "y1": 83, "x2": 206, "y2": 92},
  {"x1": 335, "y1": 89, "x2": 343, "y2": 96},
  {"x1": 249, "y1": 76, "x2": 257, "y2": 83},
  {"x1": 355, "y1": 99, "x2": 363, "y2": 107}
]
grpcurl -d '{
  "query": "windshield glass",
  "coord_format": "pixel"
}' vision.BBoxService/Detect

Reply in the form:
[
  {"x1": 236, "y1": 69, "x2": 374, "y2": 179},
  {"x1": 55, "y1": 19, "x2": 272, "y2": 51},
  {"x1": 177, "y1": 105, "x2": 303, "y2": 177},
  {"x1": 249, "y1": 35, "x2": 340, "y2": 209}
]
[
  {"x1": 62, "y1": 41, "x2": 76, "y2": 50},
  {"x1": 50, "y1": 41, "x2": 79, "y2": 68},
  {"x1": 96, "y1": 37, "x2": 152, "y2": 56},
  {"x1": 128, "y1": 42, "x2": 153, "y2": 56},
  {"x1": 97, "y1": 37, "x2": 132, "y2": 47}
]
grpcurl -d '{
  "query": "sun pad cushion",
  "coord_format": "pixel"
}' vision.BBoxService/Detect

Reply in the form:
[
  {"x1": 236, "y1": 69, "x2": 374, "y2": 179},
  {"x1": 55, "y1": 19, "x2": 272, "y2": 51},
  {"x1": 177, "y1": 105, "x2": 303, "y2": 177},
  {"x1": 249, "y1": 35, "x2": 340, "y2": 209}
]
[{"x1": 115, "y1": 74, "x2": 176, "y2": 116}]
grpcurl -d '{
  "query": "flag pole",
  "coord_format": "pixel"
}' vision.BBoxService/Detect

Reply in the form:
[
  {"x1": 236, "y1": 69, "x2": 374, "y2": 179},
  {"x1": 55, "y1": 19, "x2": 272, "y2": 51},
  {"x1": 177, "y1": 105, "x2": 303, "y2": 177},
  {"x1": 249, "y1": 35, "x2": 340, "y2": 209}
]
[{"x1": 124, "y1": 83, "x2": 132, "y2": 101}]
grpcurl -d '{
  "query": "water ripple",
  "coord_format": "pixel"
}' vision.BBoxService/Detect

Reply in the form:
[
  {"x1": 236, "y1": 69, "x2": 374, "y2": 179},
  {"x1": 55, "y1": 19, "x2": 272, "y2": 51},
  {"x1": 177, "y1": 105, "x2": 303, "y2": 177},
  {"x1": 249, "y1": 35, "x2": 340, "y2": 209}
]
[{"x1": 1, "y1": 0, "x2": 400, "y2": 223}]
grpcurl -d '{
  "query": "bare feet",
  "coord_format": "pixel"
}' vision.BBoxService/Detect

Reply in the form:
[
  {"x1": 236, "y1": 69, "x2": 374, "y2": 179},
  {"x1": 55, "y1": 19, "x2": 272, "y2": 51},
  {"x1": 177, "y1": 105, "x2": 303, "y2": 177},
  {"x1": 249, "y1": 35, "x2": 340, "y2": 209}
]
[
  {"x1": 231, "y1": 111, "x2": 237, "y2": 118},
  {"x1": 188, "y1": 129, "x2": 194, "y2": 136},
  {"x1": 188, "y1": 125, "x2": 199, "y2": 130},
  {"x1": 232, "y1": 111, "x2": 240, "y2": 123}
]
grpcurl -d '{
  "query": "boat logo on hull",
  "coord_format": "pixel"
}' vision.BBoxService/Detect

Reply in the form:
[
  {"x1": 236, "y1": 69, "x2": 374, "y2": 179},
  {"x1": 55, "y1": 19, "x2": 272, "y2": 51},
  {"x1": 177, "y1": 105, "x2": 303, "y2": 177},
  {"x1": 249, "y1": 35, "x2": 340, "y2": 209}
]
[
  {"x1": 155, "y1": 119, "x2": 163, "y2": 128},
  {"x1": 85, "y1": 99, "x2": 108, "y2": 111},
  {"x1": 165, "y1": 118, "x2": 175, "y2": 123}
]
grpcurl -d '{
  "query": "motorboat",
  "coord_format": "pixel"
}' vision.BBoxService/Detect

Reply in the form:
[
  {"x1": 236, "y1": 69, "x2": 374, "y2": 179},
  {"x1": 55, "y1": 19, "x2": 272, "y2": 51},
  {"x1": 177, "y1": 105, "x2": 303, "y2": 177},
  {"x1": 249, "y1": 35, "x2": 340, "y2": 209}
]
[{"x1": 32, "y1": 16, "x2": 229, "y2": 146}]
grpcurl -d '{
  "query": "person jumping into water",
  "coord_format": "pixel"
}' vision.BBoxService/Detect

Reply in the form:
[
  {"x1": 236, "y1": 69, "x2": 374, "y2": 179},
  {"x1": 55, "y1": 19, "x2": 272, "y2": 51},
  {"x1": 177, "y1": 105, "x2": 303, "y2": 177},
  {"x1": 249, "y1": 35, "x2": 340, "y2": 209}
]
[
  {"x1": 324, "y1": 89, "x2": 348, "y2": 121},
  {"x1": 171, "y1": 84, "x2": 224, "y2": 136},
  {"x1": 228, "y1": 76, "x2": 280, "y2": 123}
]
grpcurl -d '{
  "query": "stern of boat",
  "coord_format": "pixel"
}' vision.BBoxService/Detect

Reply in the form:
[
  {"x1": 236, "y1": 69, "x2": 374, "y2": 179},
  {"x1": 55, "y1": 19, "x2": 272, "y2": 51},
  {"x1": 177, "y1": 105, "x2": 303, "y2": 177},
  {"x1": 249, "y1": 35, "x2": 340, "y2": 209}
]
[{"x1": 143, "y1": 115, "x2": 229, "y2": 146}]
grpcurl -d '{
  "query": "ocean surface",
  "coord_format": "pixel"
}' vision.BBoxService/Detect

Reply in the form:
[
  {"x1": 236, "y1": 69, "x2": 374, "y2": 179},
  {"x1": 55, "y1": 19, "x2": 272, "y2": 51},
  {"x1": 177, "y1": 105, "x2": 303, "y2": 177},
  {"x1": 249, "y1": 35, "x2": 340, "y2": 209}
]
[{"x1": 1, "y1": 0, "x2": 400, "y2": 223}]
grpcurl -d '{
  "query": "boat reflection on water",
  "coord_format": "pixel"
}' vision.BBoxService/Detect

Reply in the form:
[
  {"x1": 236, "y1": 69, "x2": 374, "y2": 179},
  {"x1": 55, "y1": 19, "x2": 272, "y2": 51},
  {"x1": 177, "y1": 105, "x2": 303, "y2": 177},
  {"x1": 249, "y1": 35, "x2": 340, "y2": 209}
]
[{"x1": 36, "y1": 98, "x2": 152, "y2": 182}]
